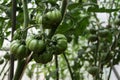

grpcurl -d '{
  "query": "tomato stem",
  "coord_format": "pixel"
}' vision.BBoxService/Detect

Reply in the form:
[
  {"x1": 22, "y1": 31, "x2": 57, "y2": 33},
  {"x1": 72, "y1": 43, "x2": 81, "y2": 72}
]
[
  {"x1": 55, "y1": 55, "x2": 59, "y2": 80},
  {"x1": 0, "y1": 60, "x2": 8, "y2": 76},
  {"x1": 22, "y1": 0, "x2": 29, "y2": 39},
  {"x1": 9, "y1": 0, "x2": 17, "y2": 80},
  {"x1": 63, "y1": 52, "x2": 74, "y2": 80},
  {"x1": 61, "y1": 0, "x2": 68, "y2": 19},
  {"x1": 13, "y1": 0, "x2": 30, "y2": 79}
]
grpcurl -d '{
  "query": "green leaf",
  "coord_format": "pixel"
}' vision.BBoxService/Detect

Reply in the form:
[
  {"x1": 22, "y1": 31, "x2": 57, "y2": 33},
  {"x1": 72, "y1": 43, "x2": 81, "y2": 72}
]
[
  {"x1": 56, "y1": 22, "x2": 73, "y2": 34},
  {"x1": 74, "y1": 16, "x2": 89, "y2": 36},
  {"x1": 16, "y1": 12, "x2": 24, "y2": 28},
  {"x1": 91, "y1": 0, "x2": 97, "y2": 4},
  {"x1": 5, "y1": 31, "x2": 11, "y2": 37},
  {"x1": 0, "y1": 37, "x2": 4, "y2": 48},
  {"x1": 88, "y1": 7, "x2": 120, "y2": 13},
  {"x1": 68, "y1": 3, "x2": 79, "y2": 10},
  {"x1": 0, "y1": 33, "x2": 4, "y2": 48}
]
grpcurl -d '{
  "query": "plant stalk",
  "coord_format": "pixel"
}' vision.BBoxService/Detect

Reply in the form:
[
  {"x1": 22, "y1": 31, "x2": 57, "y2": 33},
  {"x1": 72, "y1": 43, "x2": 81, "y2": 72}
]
[
  {"x1": 22, "y1": 0, "x2": 29, "y2": 38},
  {"x1": 63, "y1": 53, "x2": 74, "y2": 80},
  {"x1": 112, "y1": 66, "x2": 120, "y2": 80},
  {"x1": 9, "y1": 0, "x2": 17, "y2": 80},
  {"x1": 13, "y1": 0, "x2": 29, "y2": 79},
  {"x1": 55, "y1": 55, "x2": 59, "y2": 80},
  {"x1": 0, "y1": 60, "x2": 8, "y2": 76}
]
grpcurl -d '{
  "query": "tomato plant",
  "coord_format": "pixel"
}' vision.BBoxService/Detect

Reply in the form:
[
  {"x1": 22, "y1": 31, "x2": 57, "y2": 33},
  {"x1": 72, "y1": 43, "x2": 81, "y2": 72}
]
[{"x1": 0, "y1": 0, "x2": 120, "y2": 80}]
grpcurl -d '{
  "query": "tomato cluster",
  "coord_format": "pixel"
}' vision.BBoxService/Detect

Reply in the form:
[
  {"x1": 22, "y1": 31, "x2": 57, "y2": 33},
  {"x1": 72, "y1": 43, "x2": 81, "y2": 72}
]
[
  {"x1": 28, "y1": 34, "x2": 67, "y2": 64},
  {"x1": 10, "y1": 32, "x2": 67, "y2": 63},
  {"x1": 10, "y1": 9, "x2": 67, "y2": 64},
  {"x1": 42, "y1": 9, "x2": 62, "y2": 29}
]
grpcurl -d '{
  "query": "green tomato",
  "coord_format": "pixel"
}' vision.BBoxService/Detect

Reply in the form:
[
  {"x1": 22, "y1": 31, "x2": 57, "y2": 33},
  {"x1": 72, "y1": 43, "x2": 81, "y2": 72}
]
[
  {"x1": 89, "y1": 28, "x2": 96, "y2": 34},
  {"x1": 10, "y1": 41, "x2": 20, "y2": 54},
  {"x1": 0, "y1": 59, "x2": 4, "y2": 65},
  {"x1": 16, "y1": 45, "x2": 30, "y2": 59},
  {"x1": 54, "y1": 10, "x2": 62, "y2": 22},
  {"x1": 36, "y1": 14, "x2": 42, "y2": 24},
  {"x1": 114, "y1": 19, "x2": 120, "y2": 26},
  {"x1": 10, "y1": 40, "x2": 20, "y2": 47},
  {"x1": 10, "y1": 40, "x2": 30, "y2": 59},
  {"x1": 56, "y1": 39, "x2": 67, "y2": 52},
  {"x1": 26, "y1": 36, "x2": 34, "y2": 48},
  {"x1": 26, "y1": 36, "x2": 45, "y2": 53},
  {"x1": 4, "y1": 53, "x2": 10, "y2": 60},
  {"x1": 87, "y1": 66, "x2": 99, "y2": 76},
  {"x1": 42, "y1": 10, "x2": 62, "y2": 29},
  {"x1": 88, "y1": 35, "x2": 98, "y2": 42},
  {"x1": 28, "y1": 39, "x2": 38, "y2": 51},
  {"x1": 33, "y1": 51, "x2": 53, "y2": 64},
  {"x1": 52, "y1": 34, "x2": 67, "y2": 55},
  {"x1": 13, "y1": 31, "x2": 21, "y2": 40},
  {"x1": 98, "y1": 29, "x2": 110, "y2": 38},
  {"x1": 52, "y1": 34, "x2": 67, "y2": 40}
]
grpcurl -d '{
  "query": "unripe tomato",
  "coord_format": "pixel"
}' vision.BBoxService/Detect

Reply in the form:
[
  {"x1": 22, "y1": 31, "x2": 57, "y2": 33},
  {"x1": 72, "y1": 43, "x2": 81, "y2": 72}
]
[
  {"x1": 10, "y1": 40, "x2": 21, "y2": 54},
  {"x1": 98, "y1": 29, "x2": 109, "y2": 38},
  {"x1": 0, "y1": 59, "x2": 4, "y2": 65},
  {"x1": 88, "y1": 35, "x2": 98, "y2": 42},
  {"x1": 52, "y1": 34, "x2": 67, "y2": 55},
  {"x1": 52, "y1": 34, "x2": 67, "y2": 40},
  {"x1": 42, "y1": 10, "x2": 62, "y2": 29},
  {"x1": 10, "y1": 40, "x2": 30, "y2": 59},
  {"x1": 4, "y1": 53, "x2": 10, "y2": 60},
  {"x1": 13, "y1": 30, "x2": 21, "y2": 40},
  {"x1": 33, "y1": 51, "x2": 53, "y2": 64},
  {"x1": 114, "y1": 19, "x2": 120, "y2": 26},
  {"x1": 87, "y1": 66, "x2": 99, "y2": 76},
  {"x1": 26, "y1": 35, "x2": 45, "y2": 53},
  {"x1": 36, "y1": 14, "x2": 42, "y2": 24},
  {"x1": 89, "y1": 28, "x2": 96, "y2": 34}
]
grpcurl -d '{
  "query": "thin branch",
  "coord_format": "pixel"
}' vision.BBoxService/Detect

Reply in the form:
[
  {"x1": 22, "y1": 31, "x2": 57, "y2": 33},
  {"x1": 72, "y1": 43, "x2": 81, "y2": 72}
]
[
  {"x1": 107, "y1": 61, "x2": 113, "y2": 80},
  {"x1": 55, "y1": 55, "x2": 59, "y2": 80},
  {"x1": 107, "y1": 49, "x2": 118, "y2": 80},
  {"x1": 107, "y1": 32, "x2": 120, "y2": 80},
  {"x1": 19, "y1": 52, "x2": 33, "y2": 80},
  {"x1": 36, "y1": 64, "x2": 39, "y2": 80},
  {"x1": 0, "y1": 61, "x2": 8, "y2": 76},
  {"x1": 112, "y1": 66, "x2": 120, "y2": 80},
  {"x1": 61, "y1": 0, "x2": 68, "y2": 19},
  {"x1": 63, "y1": 53, "x2": 74, "y2": 80},
  {"x1": 2, "y1": 67, "x2": 10, "y2": 80}
]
